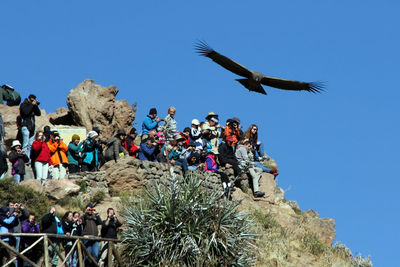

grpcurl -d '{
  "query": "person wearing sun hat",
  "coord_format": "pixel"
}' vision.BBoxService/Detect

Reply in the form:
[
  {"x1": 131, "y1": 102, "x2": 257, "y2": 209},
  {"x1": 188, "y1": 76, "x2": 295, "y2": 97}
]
[
  {"x1": 202, "y1": 112, "x2": 222, "y2": 155},
  {"x1": 67, "y1": 134, "x2": 83, "y2": 174},
  {"x1": 8, "y1": 140, "x2": 29, "y2": 183}
]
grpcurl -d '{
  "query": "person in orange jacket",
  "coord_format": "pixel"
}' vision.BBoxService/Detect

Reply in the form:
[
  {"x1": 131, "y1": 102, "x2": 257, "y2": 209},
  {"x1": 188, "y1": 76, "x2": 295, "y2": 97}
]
[
  {"x1": 224, "y1": 118, "x2": 242, "y2": 150},
  {"x1": 47, "y1": 131, "x2": 69, "y2": 179}
]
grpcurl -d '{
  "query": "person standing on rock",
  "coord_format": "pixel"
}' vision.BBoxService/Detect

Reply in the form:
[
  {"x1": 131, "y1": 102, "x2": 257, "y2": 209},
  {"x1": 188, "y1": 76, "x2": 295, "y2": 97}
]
[
  {"x1": 141, "y1": 108, "x2": 162, "y2": 142},
  {"x1": 104, "y1": 129, "x2": 129, "y2": 163},
  {"x1": 32, "y1": 131, "x2": 52, "y2": 184},
  {"x1": 9, "y1": 140, "x2": 29, "y2": 184},
  {"x1": 81, "y1": 131, "x2": 100, "y2": 172},
  {"x1": 67, "y1": 134, "x2": 83, "y2": 174},
  {"x1": 19, "y1": 94, "x2": 41, "y2": 160},
  {"x1": 47, "y1": 131, "x2": 69, "y2": 179},
  {"x1": 92, "y1": 126, "x2": 107, "y2": 168},
  {"x1": 160, "y1": 106, "x2": 177, "y2": 141}
]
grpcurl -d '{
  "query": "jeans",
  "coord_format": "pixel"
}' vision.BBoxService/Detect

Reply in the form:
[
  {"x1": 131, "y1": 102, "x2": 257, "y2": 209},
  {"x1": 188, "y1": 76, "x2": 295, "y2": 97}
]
[
  {"x1": 248, "y1": 167, "x2": 263, "y2": 192},
  {"x1": 48, "y1": 242, "x2": 60, "y2": 266},
  {"x1": 174, "y1": 158, "x2": 188, "y2": 172},
  {"x1": 14, "y1": 173, "x2": 24, "y2": 184},
  {"x1": 21, "y1": 127, "x2": 34, "y2": 160},
  {"x1": 253, "y1": 161, "x2": 270, "y2": 173},
  {"x1": 84, "y1": 240, "x2": 99, "y2": 266},
  {"x1": 34, "y1": 161, "x2": 49, "y2": 184},
  {"x1": 254, "y1": 143, "x2": 265, "y2": 158}
]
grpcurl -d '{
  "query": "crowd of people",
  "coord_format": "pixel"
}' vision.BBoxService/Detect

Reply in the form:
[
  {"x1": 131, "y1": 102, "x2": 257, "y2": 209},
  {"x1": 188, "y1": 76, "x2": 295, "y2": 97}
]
[
  {"x1": 0, "y1": 93, "x2": 279, "y2": 197},
  {"x1": 0, "y1": 200, "x2": 122, "y2": 266}
]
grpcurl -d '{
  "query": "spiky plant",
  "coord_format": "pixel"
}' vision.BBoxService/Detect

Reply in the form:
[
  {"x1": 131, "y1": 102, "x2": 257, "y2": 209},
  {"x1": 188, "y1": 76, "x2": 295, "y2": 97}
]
[{"x1": 120, "y1": 173, "x2": 257, "y2": 266}]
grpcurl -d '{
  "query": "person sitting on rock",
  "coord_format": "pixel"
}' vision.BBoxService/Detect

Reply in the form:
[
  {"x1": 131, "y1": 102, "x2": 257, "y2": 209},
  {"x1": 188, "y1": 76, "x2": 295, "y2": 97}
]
[
  {"x1": 224, "y1": 118, "x2": 242, "y2": 150},
  {"x1": 142, "y1": 108, "x2": 162, "y2": 142},
  {"x1": 67, "y1": 134, "x2": 83, "y2": 174},
  {"x1": 32, "y1": 131, "x2": 52, "y2": 184},
  {"x1": 168, "y1": 134, "x2": 188, "y2": 173},
  {"x1": 235, "y1": 141, "x2": 265, "y2": 198},
  {"x1": 105, "y1": 129, "x2": 129, "y2": 163},
  {"x1": 0, "y1": 84, "x2": 21, "y2": 106},
  {"x1": 202, "y1": 112, "x2": 222, "y2": 155},
  {"x1": 81, "y1": 131, "x2": 100, "y2": 172},
  {"x1": 47, "y1": 131, "x2": 69, "y2": 179},
  {"x1": 187, "y1": 152, "x2": 202, "y2": 171},
  {"x1": 204, "y1": 152, "x2": 218, "y2": 172},
  {"x1": 9, "y1": 140, "x2": 29, "y2": 184},
  {"x1": 123, "y1": 127, "x2": 139, "y2": 158},
  {"x1": 242, "y1": 124, "x2": 279, "y2": 177},
  {"x1": 180, "y1": 127, "x2": 191, "y2": 148},
  {"x1": 138, "y1": 137, "x2": 157, "y2": 162},
  {"x1": 218, "y1": 136, "x2": 245, "y2": 181},
  {"x1": 160, "y1": 106, "x2": 177, "y2": 141},
  {"x1": 189, "y1": 119, "x2": 203, "y2": 151}
]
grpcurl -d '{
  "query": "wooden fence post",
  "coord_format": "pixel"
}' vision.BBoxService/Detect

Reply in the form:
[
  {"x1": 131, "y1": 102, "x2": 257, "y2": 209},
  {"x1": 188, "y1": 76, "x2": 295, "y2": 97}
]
[
  {"x1": 77, "y1": 240, "x2": 84, "y2": 267},
  {"x1": 108, "y1": 241, "x2": 113, "y2": 267},
  {"x1": 43, "y1": 235, "x2": 50, "y2": 267}
]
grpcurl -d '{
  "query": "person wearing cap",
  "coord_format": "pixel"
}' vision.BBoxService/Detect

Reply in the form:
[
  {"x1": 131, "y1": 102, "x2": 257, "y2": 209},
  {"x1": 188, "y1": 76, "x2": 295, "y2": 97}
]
[
  {"x1": 8, "y1": 140, "x2": 29, "y2": 183},
  {"x1": 142, "y1": 108, "x2": 162, "y2": 141},
  {"x1": 81, "y1": 131, "x2": 101, "y2": 172},
  {"x1": 189, "y1": 119, "x2": 203, "y2": 151},
  {"x1": 67, "y1": 134, "x2": 84, "y2": 174},
  {"x1": 218, "y1": 136, "x2": 245, "y2": 180},
  {"x1": 92, "y1": 126, "x2": 107, "y2": 168},
  {"x1": 82, "y1": 203, "x2": 102, "y2": 266},
  {"x1": 47, "y1": 131, "x2": 69, "y2": 179},
  {"x1": 19, "y1": 94, "x2": 41, "y2": 161},
  {"x1": 138, "y1": 137, "x2": 157, "y2": 161},
  {"x1": 224, "y1": 118, "x2": 242, "y2": 150},
  {"x1": 202, "y1": 112, "x2": 222, "y2": 155},
  {"x1": 104, "y1": 129, "x2": 129, "y2": 163},
  {"x1": 160, "y1": 106, "x2": 177, "y2": 141},
  {"x1": 123, "y1": 127, "x2": 139, "y2": 158},
  {"x1": 32, "y1": 131, "x2": 52, "y2": 184}
]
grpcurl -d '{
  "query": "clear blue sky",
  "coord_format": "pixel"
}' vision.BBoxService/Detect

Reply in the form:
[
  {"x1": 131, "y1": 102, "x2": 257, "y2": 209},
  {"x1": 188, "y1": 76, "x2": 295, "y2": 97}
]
[{"x1": 1, "y1": 1, "x2": 399, "y2": 265}]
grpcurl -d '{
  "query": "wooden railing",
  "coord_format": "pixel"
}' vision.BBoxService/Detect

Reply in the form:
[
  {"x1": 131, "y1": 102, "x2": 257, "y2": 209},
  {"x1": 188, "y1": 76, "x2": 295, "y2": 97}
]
[{"x1": 0, "y1": 233, "x2": 122, "y2": 267}]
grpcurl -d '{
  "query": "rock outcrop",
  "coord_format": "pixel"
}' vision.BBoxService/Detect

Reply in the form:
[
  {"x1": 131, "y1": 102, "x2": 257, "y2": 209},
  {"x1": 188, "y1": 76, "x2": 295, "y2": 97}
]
[
  {"x1": 67, "y1": 79, "x2": 135, "y2": 139},
  {"x1": 21, "y1": 178, "x2": 81, "y2": 200}
]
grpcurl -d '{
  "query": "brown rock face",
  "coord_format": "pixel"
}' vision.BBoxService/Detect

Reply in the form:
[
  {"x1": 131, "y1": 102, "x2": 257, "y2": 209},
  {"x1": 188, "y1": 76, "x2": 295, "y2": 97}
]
[
  {"x1": 0, "y1": 104, "x2": 53, "y2": 147},
  {"x1": 67, "y1": 79, "x2": 135, "y2": 140},
  {"x1": 43, "y1": 178, "x2": 81, "y2": 200}
]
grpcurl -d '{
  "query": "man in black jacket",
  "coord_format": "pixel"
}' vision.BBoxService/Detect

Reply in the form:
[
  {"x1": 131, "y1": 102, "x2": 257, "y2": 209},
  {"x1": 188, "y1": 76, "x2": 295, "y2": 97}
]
[
  {"x1": 100, "y1": 208, "x2": 122, "y2": 266},
  {"x1": 41, "y1": 207, "x2": 63, "y2": 267},
  {"x1": 19, "y1": 94, "x2": 41, "y2": 160}
]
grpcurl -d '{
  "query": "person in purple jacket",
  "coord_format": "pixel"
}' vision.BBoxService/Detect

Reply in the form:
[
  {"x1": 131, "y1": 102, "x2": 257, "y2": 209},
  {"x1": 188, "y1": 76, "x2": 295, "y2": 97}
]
[{"x1": 21, "y1": 213, "x2": 41, "y2": 265}]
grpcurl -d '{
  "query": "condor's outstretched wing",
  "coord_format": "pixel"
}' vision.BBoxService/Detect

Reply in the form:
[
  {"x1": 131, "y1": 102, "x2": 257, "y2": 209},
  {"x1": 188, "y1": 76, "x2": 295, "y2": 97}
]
[
  {"x1": 260, "y1": 75, "x2": 324, "y2": 94},
  {"x1": 195, "y1": 41, "x2": 253, "y2": 78}
]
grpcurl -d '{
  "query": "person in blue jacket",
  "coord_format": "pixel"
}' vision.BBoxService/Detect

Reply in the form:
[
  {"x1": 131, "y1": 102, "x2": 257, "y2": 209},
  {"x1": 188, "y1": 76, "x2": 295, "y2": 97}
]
[
  {"x1": 138, "y1": 137, "x2": 157, "y2": 162},
  {"x1": 0, "y1": 206, "x2": 18, "y2": 265},
  {"x1": 141, "y1": 108, "x2": 162, "y2": 141}
]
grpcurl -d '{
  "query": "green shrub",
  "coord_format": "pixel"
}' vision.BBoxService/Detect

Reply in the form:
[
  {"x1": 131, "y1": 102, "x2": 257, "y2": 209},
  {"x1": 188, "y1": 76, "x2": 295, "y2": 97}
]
[
  {"x1": 75, "y1": 180, "x2": 87, "y2": 193},
  {"x1": 56, "y1": 196, "x2": 85, "y2": 211},
  {"x1": 90, "y1": 190, "x2": 106, "y2": 205},
  {"x1": 301, "y1": 232, "x2": 326, "y2": 255},
  {"x1": 120, "y1": 173, "x2": 257, "y2": 266},
  {"x1": 0, "y1": 178, "x2": 50, "y2": 219},
  {"x1": 250, "y1": 209, "x2": 279, "y2": 230}
]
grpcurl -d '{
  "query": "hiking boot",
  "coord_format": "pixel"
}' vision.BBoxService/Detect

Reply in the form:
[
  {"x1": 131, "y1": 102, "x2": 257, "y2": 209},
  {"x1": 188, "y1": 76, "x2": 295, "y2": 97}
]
[
  {"x1": 229, "y1": 186, "x2": 236, "y2": 192},
  {"x1": 253, "y1": 191, "x2": 265, "y2": 198}
]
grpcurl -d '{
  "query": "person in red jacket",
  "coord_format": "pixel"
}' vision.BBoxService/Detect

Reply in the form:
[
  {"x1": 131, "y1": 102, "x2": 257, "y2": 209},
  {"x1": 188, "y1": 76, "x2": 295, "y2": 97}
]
[
  {"x1": 123, "y1": 128, "x2": 139, "y2": 158},
  {"x1": 32, "y1": 131, "x2": 51, "y2": 185}
]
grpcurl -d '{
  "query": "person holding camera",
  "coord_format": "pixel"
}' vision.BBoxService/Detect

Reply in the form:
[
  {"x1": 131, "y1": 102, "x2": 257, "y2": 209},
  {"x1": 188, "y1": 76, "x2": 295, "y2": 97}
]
[
  {"x1": 138, "y1": 137, "x2": 157, "y2": 162},
  {"x1": 19, "y1": 94, "x2": 41, "y2": 160},
  {"x1": 202, "y1": 112, "x2": 223, "y2": 156},
  {"x1": 21, "y1": 213, "x2": 41, "y2": 265},
  {"x1": 67, "y1": 134, "x2": 83, "y2": 174},
  {"x1": 81, "y1": 131, "x2": 101, "y2": 172},
  {"x1": 42, "y1": 206, "x2": 64, "y2": 267},
  {"x1": 82, "y1": 203, "x2": 102, "y2": 266},
  {"x1": 47, "y1": 131, "x2": 69, "y2": 179},
  {"x1": 32, "y1": 131, "x2": 52, "y2": 184},
  {"x1": 0, "y1": 205, "x2": 19, "y2": 265},
  {"x1": 104, "y1": 129, "x2": 128, "y2": 163},
  {"x1": 141, "y1": 108, "x2": 162, "y2": 142},
  {"x1": 9, "y1": 140, "x2": 29, "y2": 184},
  {"x1": 100, "y1": 208, "x2": 122, "y2": 266},
  {"x1": 7, "y1": 200, "x2": 29, "y2": 266}
]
